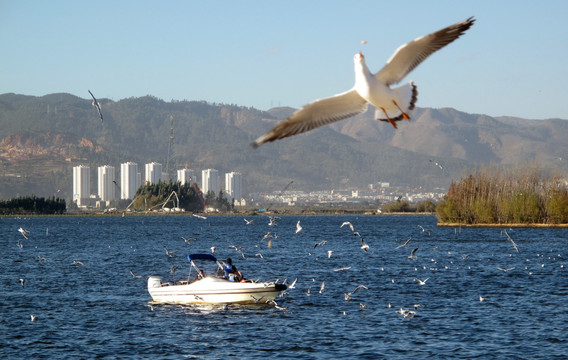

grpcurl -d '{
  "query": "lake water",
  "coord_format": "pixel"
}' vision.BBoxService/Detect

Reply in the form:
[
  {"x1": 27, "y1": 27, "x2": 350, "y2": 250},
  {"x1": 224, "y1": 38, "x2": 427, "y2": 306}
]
[{"x1": 1, "y1": 214, "x2": 567, "y2": 359}]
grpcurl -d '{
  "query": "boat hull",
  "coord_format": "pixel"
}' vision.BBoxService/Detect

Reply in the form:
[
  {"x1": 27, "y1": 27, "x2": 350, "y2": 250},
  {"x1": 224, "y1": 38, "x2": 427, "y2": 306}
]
[{"x1": 148, "y1": 276, "x2": 286, "y2": 305}]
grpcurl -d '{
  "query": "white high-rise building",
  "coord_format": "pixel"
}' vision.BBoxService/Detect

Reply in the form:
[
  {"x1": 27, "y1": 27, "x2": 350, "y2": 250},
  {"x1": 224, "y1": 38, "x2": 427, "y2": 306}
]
[
  {"x1": 177, "y1": 168, "x2": 197, "y2": 186},
  {"x1": 120, "y1": 162, "x2": 139, "y2": 200},
  {"x1": 202, "y1": 169, "x2": 219, "y2": 195},
  {"x1": 73, "y1": 165, "x2": 90, "y2": 207},
  {"x1": 97, "y1": 165, "x2": 116, "y2": 202},
  {"x1": 145, "y1": 162, "x2": 162, "y2": 185},
  {"x1": 225, "y1": 172, "x2": 242, "y2": 202}
]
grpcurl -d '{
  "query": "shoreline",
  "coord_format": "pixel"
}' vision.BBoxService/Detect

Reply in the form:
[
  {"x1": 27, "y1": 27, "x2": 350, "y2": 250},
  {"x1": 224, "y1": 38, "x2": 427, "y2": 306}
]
[{"x1": 437, "y1": 222, "x2": 568, "y2": 228}]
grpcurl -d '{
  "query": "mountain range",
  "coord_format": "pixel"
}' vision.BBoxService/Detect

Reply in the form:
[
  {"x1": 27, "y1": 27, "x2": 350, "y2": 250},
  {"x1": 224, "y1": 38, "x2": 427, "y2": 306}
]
[{"x1": 0, "y1": 92, "x2": 567, "y2": 201}]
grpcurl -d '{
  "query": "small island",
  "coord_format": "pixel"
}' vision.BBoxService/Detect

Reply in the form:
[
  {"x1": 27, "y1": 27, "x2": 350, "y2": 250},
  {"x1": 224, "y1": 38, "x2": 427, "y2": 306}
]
[{"x1": 436, "y1": 164, "x2": 568, "y2": 226}]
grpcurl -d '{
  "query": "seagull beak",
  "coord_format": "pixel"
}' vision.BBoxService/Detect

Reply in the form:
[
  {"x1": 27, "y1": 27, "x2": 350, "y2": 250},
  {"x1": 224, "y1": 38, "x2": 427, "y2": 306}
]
[{"x1": 359, "y1": 52, "x2": 363, "y2": 58}]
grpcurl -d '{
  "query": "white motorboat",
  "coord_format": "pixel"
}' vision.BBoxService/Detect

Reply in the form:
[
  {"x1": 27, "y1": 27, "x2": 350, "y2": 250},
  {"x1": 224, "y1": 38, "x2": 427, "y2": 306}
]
[{"x1": 147, "y1": 254, "x2": 287, "y2": 305}]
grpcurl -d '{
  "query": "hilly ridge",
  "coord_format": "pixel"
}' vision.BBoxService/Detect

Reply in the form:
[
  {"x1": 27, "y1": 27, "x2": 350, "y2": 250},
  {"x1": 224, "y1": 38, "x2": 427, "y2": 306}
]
[{"x1": 0, "y1": 92, "x2": 566, "y2": 201}]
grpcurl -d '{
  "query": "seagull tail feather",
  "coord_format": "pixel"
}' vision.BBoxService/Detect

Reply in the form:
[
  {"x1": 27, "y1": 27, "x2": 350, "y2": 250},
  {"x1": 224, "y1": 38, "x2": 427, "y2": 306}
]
[{"x1": 375, "y1": 82, "x2": 418, "y2": 125}]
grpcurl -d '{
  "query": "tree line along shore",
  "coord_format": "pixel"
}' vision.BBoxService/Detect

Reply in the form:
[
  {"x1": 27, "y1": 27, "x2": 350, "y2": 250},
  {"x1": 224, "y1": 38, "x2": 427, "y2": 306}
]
[{"x1": 2, "y1": 164, "x2": 567, "y2": 226}]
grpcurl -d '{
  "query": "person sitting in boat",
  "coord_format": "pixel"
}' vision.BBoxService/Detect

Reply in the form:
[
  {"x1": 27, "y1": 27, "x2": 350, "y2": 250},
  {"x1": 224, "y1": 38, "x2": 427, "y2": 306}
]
[
  {"x1": 224, "y1": 258, "x2": 242, "y2": 282},
  {"x1": 195, "y1": 269, "x2": 205, "y2": 281}
]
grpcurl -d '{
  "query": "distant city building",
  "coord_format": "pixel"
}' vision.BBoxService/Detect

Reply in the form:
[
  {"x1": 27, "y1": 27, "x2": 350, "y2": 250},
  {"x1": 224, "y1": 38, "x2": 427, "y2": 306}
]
[
  {"x1": 73, "y1": 165, "x2": 90, "y2": 207},
  {"x1": 225, "y1": 172, "x2": 242, "y2": 202},
  {"x1": 120, "y1": 162, "x2": 139, "y2": 200},
  {"x1": 145, "y1": 162, "x2": 162, "y2": 185},
  {"x1": 97, "y1": 165, "x2": 116, "y2": 202},
  {"x1": 202, "y1": 169, "x2": 219, "y2": 195},
  {"x1": 177, "y1": 168, "x2": 197, "y2": 186}
]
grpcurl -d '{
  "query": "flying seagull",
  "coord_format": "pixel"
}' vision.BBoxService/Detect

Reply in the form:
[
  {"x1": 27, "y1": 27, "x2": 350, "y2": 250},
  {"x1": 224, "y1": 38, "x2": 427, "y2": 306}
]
[
  {"x1": 250, "y1": 17, "x2": 475, "y2": 148},
  {"x1": 340, "y1": 221, "x2": 355, "y2": 232},
  {"x1": 360, "y1": 238, "x2": 369, "y2": 252},
  {"x1": 295, "y1": 220, "x2": 303, "y2": 234},
  {"x1": 344, "y1": 284, "x2": 368, "y2": 301},
  {"x1": 88, "y1": 90, "x2": 103, "y2": 122},
  {"x1": 18, "y1": 227, "x2": 30, "y2": 239},
  {"x1": 413, "y1": 277, "x2": 429, "y2": 286},
  {"x1": 395, "y1": 236, "x2": 412, "y2": 249},
  {"x1": 503, "y1": 230, "x2": 519, "y2": 253}
]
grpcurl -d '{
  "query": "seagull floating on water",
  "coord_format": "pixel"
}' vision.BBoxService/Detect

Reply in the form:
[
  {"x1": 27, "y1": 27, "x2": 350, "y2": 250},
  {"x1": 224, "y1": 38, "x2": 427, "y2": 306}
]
[
  {"x1": 250, "y1": 17, "x2": 475, "y2": 148},
  {"x1": 88, "y1": 90, "x2": 103, "y2": 122}
]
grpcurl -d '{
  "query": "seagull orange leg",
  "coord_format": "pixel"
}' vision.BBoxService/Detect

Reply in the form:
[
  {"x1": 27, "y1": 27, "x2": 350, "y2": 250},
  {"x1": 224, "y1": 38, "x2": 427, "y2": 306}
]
[
  {"x1": 381, "y1": 107, "x2": 398, "y2": 129},
  {"x1": 392, "y1": 100, "x2": 410, "y2": 120}
]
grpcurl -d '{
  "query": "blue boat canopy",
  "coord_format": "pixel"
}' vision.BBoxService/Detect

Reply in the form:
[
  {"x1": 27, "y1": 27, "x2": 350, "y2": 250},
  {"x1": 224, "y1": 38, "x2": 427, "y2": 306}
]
[{"x1": 188, "y1": 253, "x2": 217, "y2": 262}]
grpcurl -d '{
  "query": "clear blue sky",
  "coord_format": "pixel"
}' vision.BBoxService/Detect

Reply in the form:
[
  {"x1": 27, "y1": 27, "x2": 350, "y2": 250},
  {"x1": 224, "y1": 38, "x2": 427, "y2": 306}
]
[{"x1": 1, "y1": 0, "x2": 567, "y2": 120}]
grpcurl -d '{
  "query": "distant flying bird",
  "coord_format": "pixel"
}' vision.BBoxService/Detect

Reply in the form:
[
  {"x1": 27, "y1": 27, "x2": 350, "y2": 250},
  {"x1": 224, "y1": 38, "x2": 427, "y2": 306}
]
[
  {"x1": 333, "y1": 266, "x2": 351, "y2": 272},
  {"x1": 250, "y1": 17, "x2": 475, "y2": 148},
  {"x1": 37, "y1": 256, "x2": 48, "y2": 262},
  {"x1": 408, "y1": 247, "x2": 418, "y2": 260},
  {"x1": 319, "y1": 281, "x2": 325, "y2": 294},
  {"x1": 313, "y1": 240, "x2": 327, "y2": 248},
  {"x1": 497, "y1": 266, "x2": 515, "y2": 272},
  {"x1": 163, "y1": 246, "x2": 176, "y2": 257},
  {"x1": 130, "y1": 270, "x2": 142, "y2": 279},
  {"x1": 88, "y1": 90, "x2": 103, "y2": 122},
  {"x1": 413, "y1": 277, "x2": 429, "y2": 286},
  {"x1": 210, "y1": 246, "x2": 216, "y2": 254},
  {"x1": 295, "y1": 220, "x2": 303, "y2": 234},
  {"x1": 19, "y1": 278, "x2": 25, "y2": 287},
  {"x1": 340, "y1": 221, "x2": 355, "y2": 232},
  {"x1": 30, "y1": 314, "x2": 37, "y2": 322},
  {"x1": 18, "y1": 227, "x2": 29, "y2": 239},
  {"x1": 327, "y1": 250, "x2": 333, "y2": 258},
  {"x1": 251, "y1": 295, "x2": 265, "y2": 304},
  {"x1": 244, "y1": 218, "x2": 255, "y2": 225},
  {"x1": 16, "y1": 238, "x2": 23, "y2": 249},
  {"x1": 395, "y1": 236, "x2": 412, "y2": 249},
  {"x1": 503, "y1": 230, "x2": 519, "y2": 253},
  {"x1": 181, "y1": 236, "x2": 197, "y2": 244},
  {"x1": 268, "y1": 216, "x2": 280, "y2": 226},
  {"x1": 287, "y1": 278, "x2": 297, "y2": 289},
  {"x1": 417, "y1": 225, "x2": 431, "y2": 235},
  {"x1": 360, "y1": 238, "x2": 369, "y2": 252},
  {"x1": 344, "y1": 284, "x2": 368, "y2": 301},
  {"x1": 72, "y1": 260, "x2": 84, "y2": 266}
]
